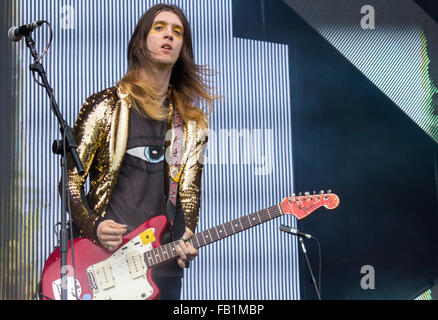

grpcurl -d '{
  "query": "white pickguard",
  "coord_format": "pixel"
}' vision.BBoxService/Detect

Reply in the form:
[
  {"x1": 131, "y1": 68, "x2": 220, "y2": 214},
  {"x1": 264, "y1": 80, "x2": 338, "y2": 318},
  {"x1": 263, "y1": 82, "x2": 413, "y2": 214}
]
[{"x1": 86, "y1": 228, "x2": 156, "y2": 300}]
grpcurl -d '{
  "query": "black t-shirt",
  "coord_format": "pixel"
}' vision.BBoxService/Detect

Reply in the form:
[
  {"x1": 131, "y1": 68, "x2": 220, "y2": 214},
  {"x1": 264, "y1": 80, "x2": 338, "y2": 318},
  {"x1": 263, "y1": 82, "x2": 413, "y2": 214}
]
[
  {"x1": 105, "y1": 108, "x2": 167, "y2": 231},
  {"x1": 104, "y1": 105, "x2": 184, "y2": 277}
]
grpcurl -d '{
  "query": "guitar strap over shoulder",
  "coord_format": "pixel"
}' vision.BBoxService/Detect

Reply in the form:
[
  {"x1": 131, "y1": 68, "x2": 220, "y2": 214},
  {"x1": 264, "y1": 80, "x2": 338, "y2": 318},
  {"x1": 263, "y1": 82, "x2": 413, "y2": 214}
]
[{"x1": 166, "y1": 103, "x2": 184, "y2": 231}]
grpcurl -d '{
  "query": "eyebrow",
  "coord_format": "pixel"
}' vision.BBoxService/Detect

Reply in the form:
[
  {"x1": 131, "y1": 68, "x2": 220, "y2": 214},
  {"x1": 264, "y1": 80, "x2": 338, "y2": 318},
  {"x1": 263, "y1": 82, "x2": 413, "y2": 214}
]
[{"x1": 153, "y1": 20, "x2": 184, "y2": 31}]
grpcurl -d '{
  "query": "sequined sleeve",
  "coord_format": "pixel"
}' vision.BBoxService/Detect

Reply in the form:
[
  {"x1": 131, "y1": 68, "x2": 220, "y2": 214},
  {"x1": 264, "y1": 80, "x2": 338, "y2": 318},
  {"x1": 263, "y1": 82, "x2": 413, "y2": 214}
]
[
  {"x1": 65, "y1": 95, "x2": 108, "y2": 241},
  {"x1": 179, "y1": 126, "x2": 209, "y2": 233}
]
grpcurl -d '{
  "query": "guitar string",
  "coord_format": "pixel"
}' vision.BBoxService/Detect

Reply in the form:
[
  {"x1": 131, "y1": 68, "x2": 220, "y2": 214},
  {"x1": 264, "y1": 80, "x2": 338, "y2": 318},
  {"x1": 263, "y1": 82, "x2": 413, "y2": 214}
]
[
  {"x1": 57, "y1": 195, "x2": 332, "y2": 296},
  {"x1": 111, "y1": 195, "x2": 323, "y2": 270},
  {"x1": 83, "y1": 198, "x2": 307, "y2": 273},
  {"x1": 79, "y1": 194, "x2": 326, "y2": 273},
  {"x1": 117, "y1": 200, "x2": 287, "y2": 269},
  {"x1": 93, "y1": 196, "x2": 315, "y2": 271},
  {"x1": 61, "y1": 204, "x2": 286, "y2": 292},
  {"x1": 86, "y1": 193, "x2": 324, "y2": 273},
  {"x1": 72, "y1": 205, "x2": 282, "y2": 276}
]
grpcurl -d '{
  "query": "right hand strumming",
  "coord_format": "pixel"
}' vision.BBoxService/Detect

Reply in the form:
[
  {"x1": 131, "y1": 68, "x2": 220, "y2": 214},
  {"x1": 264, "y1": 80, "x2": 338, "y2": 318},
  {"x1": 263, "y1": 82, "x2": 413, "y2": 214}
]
[{"x1": 96, "y1": 219, "x2": 127, "y2": 251}]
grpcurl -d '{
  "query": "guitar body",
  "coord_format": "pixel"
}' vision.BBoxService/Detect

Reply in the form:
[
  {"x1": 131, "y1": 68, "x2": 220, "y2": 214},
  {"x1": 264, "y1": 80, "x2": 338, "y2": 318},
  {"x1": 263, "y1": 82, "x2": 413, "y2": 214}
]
[{"x1": 40, "y1": 215, "x2": 168, "y2": 300}]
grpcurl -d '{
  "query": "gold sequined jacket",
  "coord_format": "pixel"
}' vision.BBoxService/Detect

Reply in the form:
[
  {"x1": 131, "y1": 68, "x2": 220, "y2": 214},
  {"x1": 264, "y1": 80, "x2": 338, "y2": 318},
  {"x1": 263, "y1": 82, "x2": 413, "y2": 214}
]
[{"x1": 65, "y1": 85, "x2": 208, "y2": 242}]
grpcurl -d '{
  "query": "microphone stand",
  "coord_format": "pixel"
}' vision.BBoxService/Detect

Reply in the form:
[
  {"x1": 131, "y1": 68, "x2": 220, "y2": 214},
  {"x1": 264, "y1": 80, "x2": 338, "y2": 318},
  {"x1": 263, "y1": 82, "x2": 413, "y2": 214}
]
[
  {"x1": 298, "y1": 237, "x2": 321, "y2": 300},
  {"x1": 24, "y1": 33, "x2": 84, "y2": 300}
]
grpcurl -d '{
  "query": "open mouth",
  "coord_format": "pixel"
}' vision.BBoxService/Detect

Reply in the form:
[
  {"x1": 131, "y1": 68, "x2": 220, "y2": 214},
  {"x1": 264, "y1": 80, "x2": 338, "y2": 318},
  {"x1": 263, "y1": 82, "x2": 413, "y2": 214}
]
[{"x1": 161, "y1": 44, "x2": 173, "y2": 51}]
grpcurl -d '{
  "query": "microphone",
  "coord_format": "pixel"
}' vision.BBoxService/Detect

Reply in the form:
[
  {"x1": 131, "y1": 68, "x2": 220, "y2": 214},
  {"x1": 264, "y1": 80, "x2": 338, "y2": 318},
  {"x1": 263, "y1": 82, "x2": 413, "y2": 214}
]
[
  {"x1": 280, "y1": 224, "x2": 313, "y2": 239},
  {"x1": 8, "y1": 21, "x2": 44, "y2": 42}
]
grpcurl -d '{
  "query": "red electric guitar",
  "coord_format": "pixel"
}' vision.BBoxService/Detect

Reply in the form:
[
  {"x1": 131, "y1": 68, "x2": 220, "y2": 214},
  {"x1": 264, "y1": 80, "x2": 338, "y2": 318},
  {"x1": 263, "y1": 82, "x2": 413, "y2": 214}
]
[{"x1": 40, "y1": 191, "x2": 340, "y2": 300}]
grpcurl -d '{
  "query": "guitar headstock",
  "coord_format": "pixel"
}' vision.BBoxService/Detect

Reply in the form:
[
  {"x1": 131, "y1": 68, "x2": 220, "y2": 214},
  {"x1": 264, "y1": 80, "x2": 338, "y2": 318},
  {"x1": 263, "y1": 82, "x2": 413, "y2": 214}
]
[{"x1": 280, "y1": 190, "x2": 340, "y2": 219}]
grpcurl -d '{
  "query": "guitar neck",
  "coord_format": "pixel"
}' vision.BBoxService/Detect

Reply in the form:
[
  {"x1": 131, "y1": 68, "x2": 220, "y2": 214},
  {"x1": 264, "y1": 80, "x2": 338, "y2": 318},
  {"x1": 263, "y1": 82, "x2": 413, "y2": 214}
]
[
  {"x1": 145, "y1": 204, "x2": 283, "y2": 268},
  {"x1": 191, "y1": 204, "x2": 284, "y2": 249}
]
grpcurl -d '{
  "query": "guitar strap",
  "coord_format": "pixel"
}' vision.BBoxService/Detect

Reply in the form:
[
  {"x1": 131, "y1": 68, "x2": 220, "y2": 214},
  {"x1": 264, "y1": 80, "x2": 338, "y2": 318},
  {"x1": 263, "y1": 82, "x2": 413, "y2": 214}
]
[{"x1": 166, "y1": 103, "x2": 184, "y2": 232}]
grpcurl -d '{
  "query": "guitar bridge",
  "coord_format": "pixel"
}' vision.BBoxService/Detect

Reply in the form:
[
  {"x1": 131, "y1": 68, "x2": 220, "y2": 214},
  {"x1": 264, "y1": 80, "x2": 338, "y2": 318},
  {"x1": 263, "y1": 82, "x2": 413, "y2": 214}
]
[{"x1": 87, "y1": 269, "x2": 98, "y2": 294}]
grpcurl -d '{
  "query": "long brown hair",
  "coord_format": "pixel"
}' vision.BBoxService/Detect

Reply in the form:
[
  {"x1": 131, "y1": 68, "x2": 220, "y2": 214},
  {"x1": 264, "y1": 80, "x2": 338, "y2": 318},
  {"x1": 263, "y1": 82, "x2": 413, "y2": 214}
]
[{"x1": 117, "y1": 3, "x2": 216, "y2": 128}]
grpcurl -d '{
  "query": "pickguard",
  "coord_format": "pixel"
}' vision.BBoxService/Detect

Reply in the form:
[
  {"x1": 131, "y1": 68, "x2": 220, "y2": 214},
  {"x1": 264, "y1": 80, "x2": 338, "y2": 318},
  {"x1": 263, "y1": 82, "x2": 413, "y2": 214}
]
[{"x1": 85, "y1": 228, "x2": 155, "y2": 300}]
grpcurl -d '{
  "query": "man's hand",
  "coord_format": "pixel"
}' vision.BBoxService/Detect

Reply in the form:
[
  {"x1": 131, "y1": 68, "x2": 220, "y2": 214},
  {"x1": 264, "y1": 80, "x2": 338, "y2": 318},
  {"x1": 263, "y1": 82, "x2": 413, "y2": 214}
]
[
  {"x1": 176, "y1": 228, "x2": 199, "y2": 269},
  {"x1": 97, "y1": 219, "x2": 127, "y2": 251}
]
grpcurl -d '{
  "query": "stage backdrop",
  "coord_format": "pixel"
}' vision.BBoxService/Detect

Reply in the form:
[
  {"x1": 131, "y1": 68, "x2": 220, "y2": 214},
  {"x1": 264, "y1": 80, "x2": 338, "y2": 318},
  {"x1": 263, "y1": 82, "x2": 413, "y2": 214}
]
[{"x1": 0, "y1": 0, "x2": 299, "y2": 299}]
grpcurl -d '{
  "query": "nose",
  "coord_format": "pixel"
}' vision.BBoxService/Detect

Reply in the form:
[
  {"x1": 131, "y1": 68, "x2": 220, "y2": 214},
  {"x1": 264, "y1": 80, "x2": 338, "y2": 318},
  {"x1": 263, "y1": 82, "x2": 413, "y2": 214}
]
[{"x1": 163, "y1": 27, "x2": 174, "y2": 40}]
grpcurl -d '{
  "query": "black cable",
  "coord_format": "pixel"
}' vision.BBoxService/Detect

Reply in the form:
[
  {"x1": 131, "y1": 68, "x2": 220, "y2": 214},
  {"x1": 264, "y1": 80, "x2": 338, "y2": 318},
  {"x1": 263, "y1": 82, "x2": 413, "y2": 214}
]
[
  {"x1": 280, "y1": 225, "x2": 322, "y2": 299},
  {"x1": 32, "y1": 281, "x2": 55, "y2": 300},
  {"x1": 31, "y1": 21, "x2": 52, "y2": 88},
  {"x1": 312, "y1": 236, "x2": 322, "y2": 297}
]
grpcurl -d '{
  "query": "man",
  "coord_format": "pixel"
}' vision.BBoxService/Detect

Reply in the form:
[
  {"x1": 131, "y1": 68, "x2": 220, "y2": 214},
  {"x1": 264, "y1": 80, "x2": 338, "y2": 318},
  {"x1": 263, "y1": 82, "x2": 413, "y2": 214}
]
[{"x1": 65, "y1": 3, "x2": 214, "y2": 299}]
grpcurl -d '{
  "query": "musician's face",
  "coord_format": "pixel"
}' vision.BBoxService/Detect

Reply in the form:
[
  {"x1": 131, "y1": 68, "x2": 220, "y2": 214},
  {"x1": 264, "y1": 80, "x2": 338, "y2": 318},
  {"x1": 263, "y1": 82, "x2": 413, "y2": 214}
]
[{"x1": 146, "y1": 11, "x2": 184, "y2": 68}]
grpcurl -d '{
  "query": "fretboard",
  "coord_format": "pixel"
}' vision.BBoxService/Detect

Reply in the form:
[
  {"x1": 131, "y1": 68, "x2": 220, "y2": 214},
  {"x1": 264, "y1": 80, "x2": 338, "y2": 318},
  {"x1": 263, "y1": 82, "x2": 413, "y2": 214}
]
[{"x1": 144, "y1": 204, "x2": 283, "y2": 269}]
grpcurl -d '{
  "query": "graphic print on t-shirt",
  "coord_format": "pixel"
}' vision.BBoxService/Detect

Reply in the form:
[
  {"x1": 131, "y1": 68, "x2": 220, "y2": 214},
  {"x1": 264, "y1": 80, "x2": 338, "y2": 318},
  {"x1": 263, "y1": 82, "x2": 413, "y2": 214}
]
[{"x1": 126, "y1": 145, "x2": 165, "y2": 164}]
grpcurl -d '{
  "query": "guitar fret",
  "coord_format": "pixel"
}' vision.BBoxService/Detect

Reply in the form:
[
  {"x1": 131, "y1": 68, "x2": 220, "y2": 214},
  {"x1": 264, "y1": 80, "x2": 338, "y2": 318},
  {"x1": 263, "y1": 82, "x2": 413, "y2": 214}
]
[
  {"x1": 192, "y1": 235, "x2": 200, "y2": 249},
  {"x1": 230, "y1": 220, "x2": 236, "y2": 233},
  {"x1": 218, "y1": 224, "x2": 226, "y2": 238},
  {"x1": 162, "y1": 246, "x2": 170, "y2": 260},
  {"x1": 155, "y1": 247, "x2": 162, "y2": 264},
  {"x1": 149, "y1": 250, "x2": 157, "y2": 266},
  {"x1": 204, "y1": 230, "x2": 212, "y2": 244},
  {"x1": 248, "y1": 214, "x2": 253, "y2": 227},
  {"x1": 225, "y1": 222, "x2": 233, "y2": 235},
  {"x1": 205, "y1": 230, "x2": 210, "y2": 244},
  {"x1": 209, "y1": 228, "x2": 218, "y2": 242},
  {"x1": 169, "y1": 245, "x2": 174, "y2": 259},
  {"x1": 266, "y1": 207, "x2": 271, "y2": 219},
  {"x1": 262, "y1": 208, "x2": 272, "y2": 222},
  {"x1": 161, "y1": 246, "x2": 167, "y2": 263},
  {"x1": 157, "y1": 248, "x2": 164, "y2": 265},
  {"x1": 149, "y1": 250, "x2": 156, "y2": 266},
  {"x1": 238, "y1": 217, "x2": 244, "y2": 231},
  {"x1": 162, "y1": 245, "x2": 169, "y2": 260},
  {"x1": 232, "y1": 219, "x2": 241, "y2": 233},
  {"x1": 172, "y1": 243, "x2": 179, "y2": 259},
  {"x1": 222, "y1": 223, "x2": 228, "y2": 235},
  {"x1": 260, "y1": 209, "x2": 269, "y2": 223},
  {"x1": 241, "y1": 215, "x2": 250, "y2": 229},
  {"x1": 277, "y1": 204, "x2": 283, "y2": 217},
  {"x1": 196, "y1": 234, "x2": 203, "y2": 247},
  {"x1": 144, "y1": 251, "x2": 152, "y2": 268},
  {"x1": 213, "y1": 226, "x2": 221, "y2": 240},
  {"x1": 171, "y1": 243, "x2": 178, "y2": 259},
  {"x1": 254, "y1": 212, "x2": 261, "y2": 224},
  {"x1": 157, "y1": 249, "x2": 163, "y2": 264},
  {"x1": 200, "y1": 231, "x2": 207, "y2": 246}
]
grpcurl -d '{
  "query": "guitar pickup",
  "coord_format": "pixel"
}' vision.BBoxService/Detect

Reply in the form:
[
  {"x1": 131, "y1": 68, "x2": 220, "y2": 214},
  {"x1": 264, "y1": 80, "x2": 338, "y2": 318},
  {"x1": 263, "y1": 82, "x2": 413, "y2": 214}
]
[
  {"x1": 93, "y1": 263, "x2": 115, "y2": 290},
  {"x1": 126, "y1": 252, "x2": 145, "y2": 279}
]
